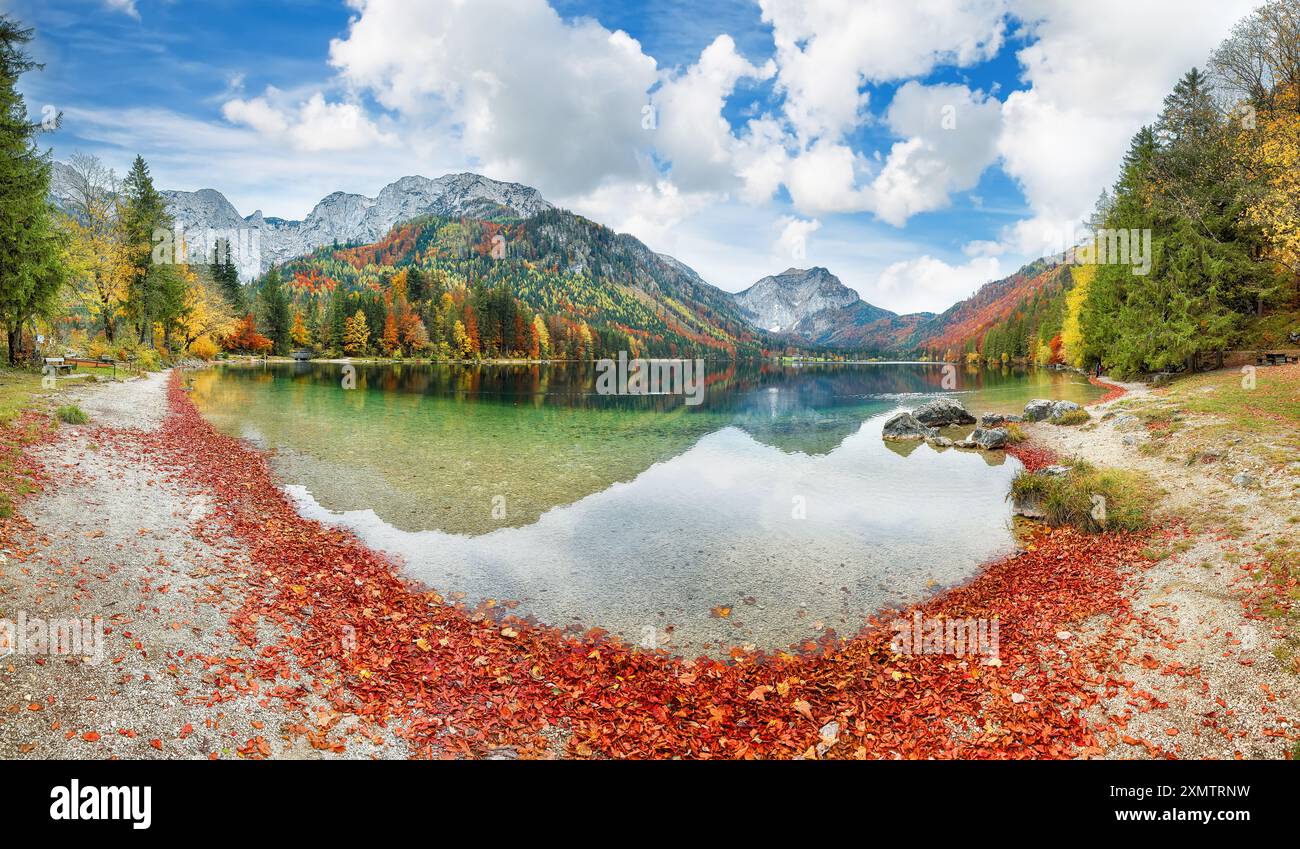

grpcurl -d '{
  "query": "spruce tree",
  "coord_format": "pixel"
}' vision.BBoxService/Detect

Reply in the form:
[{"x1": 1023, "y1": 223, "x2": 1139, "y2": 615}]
[
  {"x1": 212, "y1": 238, "x2": 245, "y2": 313},
  {"x1": 257, "y1": 266, "x2": 291, "y2": 355},
  {"x1": 120, "y1": 155, "x2": 170, "y2": 346},
  {"x1": 0, "y1": 15, "x2": 66, "y2": 363}
]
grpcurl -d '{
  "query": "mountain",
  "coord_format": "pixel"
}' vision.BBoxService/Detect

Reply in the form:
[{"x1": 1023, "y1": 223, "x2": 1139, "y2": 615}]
[
  {"x1": 47, "y1": 168, "x2": 541, "y2": 281},
  {"x1": 281, "y1": 206, "x2": 769, "y2": 358},
  {"x1": 732, "y1": 266, "x2": 917, "y2": 349},
  {"x1": 905, "y1": 258, "x2": 1069, "y2": 355},
  {"x1": 162, "y1": 172, "x2": 553, "y2": 280},
  {"x1": 729, "y1": 259, "x2": 1074, "y2": 358},
  {"x1": 52, "y1": 157, "x2": 1070, "y2": 359}
]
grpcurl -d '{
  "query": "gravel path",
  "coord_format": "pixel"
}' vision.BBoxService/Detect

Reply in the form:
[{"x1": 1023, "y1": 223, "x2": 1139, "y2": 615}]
[
  {"x1": 1029, "y1": 375, "x2": 1300, "y2": 759},
  {"x1": 0, "y1": 370, "x2": 408, "y2": 759}
]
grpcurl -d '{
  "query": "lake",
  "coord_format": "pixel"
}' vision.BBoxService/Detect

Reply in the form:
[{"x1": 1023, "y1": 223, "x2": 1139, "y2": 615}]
[{"x1": 191, "y1": 361, "x2": 1104, "y2": 655}]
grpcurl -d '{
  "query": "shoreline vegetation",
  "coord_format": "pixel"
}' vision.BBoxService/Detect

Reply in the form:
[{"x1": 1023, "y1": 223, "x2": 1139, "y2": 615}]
[{"x1": 2, "y1": 362, "x2": 1296, "y2": 759}]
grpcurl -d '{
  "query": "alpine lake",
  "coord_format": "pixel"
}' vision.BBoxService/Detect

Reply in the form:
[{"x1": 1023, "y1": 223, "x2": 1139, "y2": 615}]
[{"x1": 190, "y1": 361, "x2": 1104, "y2": 655}]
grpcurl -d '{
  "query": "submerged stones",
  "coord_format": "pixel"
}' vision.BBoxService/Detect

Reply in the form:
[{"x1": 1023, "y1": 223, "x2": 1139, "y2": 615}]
[
  {"x1": 980, "y1": 412, "x2": 1022, "y2": 427},
  {"x1": 883, "y1": 405, "x2": 1009, "y2": 452},
  {"x1": 913, "y1": 398, "x2": 977, "y2": 427}
]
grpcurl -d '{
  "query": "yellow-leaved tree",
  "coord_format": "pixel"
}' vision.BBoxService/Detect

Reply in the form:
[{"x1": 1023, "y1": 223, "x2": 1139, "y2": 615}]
[
  {"x1": 176, "y1": 268, "x2": 236, "y2": 357},
  {"x1": 343, "y1": 310, "x2": 369, "y2": 355},
  {"x1": 290, "y1": 309, "x2": 311, "y2": 348},
  {"x1": 57, "y1": 154, "x2": 132, "y2": 342},
  {"x1": 1060, "y1": 264, "x2": 1095, "y2": 368},
  {"x1": 1243, "y1": 95, "x2": 1300, "y2": 285}
]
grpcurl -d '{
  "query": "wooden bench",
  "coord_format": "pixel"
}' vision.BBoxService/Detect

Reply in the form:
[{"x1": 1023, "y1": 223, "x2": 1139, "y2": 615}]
[{"x1": 42, "y1": 356, "x2": 74, "y2": 376}]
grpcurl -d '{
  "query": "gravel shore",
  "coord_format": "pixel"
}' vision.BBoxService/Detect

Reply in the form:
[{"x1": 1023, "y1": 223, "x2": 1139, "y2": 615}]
[
  {"x1": 0, "y1": 370, "x2": 407, "y2": 759},
  {"x1": 1029, "y1": 378, "x2": 1299, "y2": 759},
  {"x1": 2, "y1": 368, "x2": 1293, "y2": 759}
]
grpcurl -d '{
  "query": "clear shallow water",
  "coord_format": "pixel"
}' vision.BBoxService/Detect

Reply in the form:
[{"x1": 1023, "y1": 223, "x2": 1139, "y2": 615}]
[{"x1": 192, "y1": 361, "x2": 1103, "y2": 654}]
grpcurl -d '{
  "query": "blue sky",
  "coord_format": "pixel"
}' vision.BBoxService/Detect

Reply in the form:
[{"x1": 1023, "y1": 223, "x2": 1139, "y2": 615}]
[{"x1": 6, "y1": 0, "x2": 1256, "y2": 313}]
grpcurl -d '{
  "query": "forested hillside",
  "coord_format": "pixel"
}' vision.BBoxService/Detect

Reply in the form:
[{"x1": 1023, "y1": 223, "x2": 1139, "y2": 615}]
[
  {"x1": 264, "y1": 208, "x2": 770, "y2": 360},
  {"x1": 921, "y1": 5, "x2": 1299, "y2": 375}
]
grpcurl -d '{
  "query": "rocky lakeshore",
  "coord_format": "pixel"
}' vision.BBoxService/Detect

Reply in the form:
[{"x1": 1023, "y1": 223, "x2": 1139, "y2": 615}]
[{"x1": 1, "y1": 367, "x2": 1296, "y2": 759}]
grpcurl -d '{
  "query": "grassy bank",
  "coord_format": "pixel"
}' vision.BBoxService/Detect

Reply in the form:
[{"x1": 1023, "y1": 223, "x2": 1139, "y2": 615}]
[
  {"x1": 0, "y1": 368, "x2": 53, "y2": 519},
  {"x1": 1011, "y1": 459, "x2": 1160, "y2": 533}
]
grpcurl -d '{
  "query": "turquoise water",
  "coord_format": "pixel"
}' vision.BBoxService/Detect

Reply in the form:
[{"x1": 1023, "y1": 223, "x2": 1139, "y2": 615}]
[{"x1": 193, "y1": 361, "x2": 1103, "y2": 654}]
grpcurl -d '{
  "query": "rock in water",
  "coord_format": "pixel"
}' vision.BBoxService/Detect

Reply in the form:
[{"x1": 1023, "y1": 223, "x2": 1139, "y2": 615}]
[
  {"x1": 1023, "y1": 399, "x2": 1054, "y2": 421},
  {"x1": 913, "y1": 397, "x2": 976, "y2": 427},
  {"x1": 980, "y1": 413, "x2": 1022, "y2": 427},
  {"x1": 882, "y1": 412, "x2": 938, "y2": 441},
  {"x1": 967, "y1": 427, "x2": 1009, "y2": 450}
]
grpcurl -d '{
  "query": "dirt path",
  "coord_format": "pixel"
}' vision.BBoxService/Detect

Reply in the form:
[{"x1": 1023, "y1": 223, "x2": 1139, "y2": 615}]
[
  {"x1": 0, "y1": 370, "x2": 407, "y2": 759},
  {"x1": 1026, "y1": 373, "x2": 1299, "y2": 759}
]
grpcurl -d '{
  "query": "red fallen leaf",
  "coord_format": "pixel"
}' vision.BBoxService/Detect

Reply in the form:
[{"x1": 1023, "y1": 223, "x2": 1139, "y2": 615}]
[
  {"x1": 747, "y1": 685, "x2": 773, "y2": 702},
  {"x1": 150, "y1": 739, "x2": 162, "y2": 750},
  {"x1": 89, "y1": 371, "x2": 1166, "y2": 761},
  {"x1": 81, "y1": 731, "x2": 100, "y2": 742},
  {"x1": 1165, "y1": 728, "x2": 1179, "y2": 736},
  {"x1": 179, "y1": 723, "x2": 193, "y2": 739}
]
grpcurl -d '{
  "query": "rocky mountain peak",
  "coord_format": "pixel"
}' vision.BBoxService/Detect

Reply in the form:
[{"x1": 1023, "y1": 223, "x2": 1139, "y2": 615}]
[
  {"x1": 130, "y1": 170, "x2": 556, "y2": 280},
  {"x1": 734, "y1": 267, "x2": 866, "y2": 334}
]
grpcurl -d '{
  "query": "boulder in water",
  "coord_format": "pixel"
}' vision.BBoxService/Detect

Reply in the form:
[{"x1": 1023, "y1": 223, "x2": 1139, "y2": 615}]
[
  {"x1": 914, "y1": 397, "x2": 976, "y2": 427},
  {"x1": 882, "y1": 412, "x2": 938, "y2": 441}
]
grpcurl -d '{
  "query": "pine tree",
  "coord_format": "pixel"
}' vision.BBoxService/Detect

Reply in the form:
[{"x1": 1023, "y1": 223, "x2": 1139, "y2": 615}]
[
  {"x1": 211, "y1": 239, "x2": 245, "y2": 313},
  {"x1": 406, "y1": 266, "x2": 427, "y2": 304},
  {"x1": 120, "y1": 155, "x2": 170, "y2": 346},
  {"x1": 257, "y1": 266, "x2": 291, "y2": 355},
  {"x1": 0, "y1": 15, "x2": 66, "y2": 363}
]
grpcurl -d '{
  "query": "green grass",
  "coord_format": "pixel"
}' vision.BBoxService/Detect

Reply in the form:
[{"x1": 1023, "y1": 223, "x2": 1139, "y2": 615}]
[
  {"x1": 0, "y1": 368, "x2": 46, "y2": 425},
  {"x1": 1010, "y1": 458, "x2": 1159, "y2": 533},
  {"x1": 1052, "y1": 409, "x2": 1092, "y2": 426},
  {"x1": 1162, "y1": 363, "x2": 1299, "y2": 432},
  {"x1": 1004, "y1": 423, "x2": 1027, "y2": 444},
  {"x1": 56, "y1": 404, "x2": 89, "y2": 425},
  {"x1": 1, "y1": 367, "x2": 51, "y2": 520}
]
